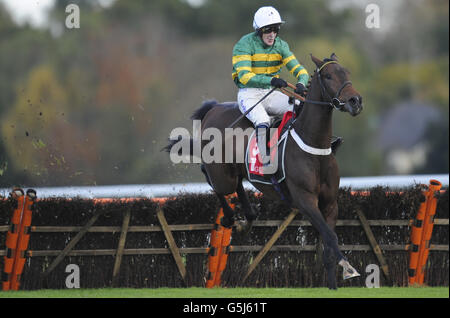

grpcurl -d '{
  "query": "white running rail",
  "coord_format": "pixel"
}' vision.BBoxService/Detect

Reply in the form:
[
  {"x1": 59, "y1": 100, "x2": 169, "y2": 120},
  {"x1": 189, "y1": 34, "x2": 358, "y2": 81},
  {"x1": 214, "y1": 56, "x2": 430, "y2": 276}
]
[{"x1": 0, "y1": 174, "x2": 447, "y2": 199}]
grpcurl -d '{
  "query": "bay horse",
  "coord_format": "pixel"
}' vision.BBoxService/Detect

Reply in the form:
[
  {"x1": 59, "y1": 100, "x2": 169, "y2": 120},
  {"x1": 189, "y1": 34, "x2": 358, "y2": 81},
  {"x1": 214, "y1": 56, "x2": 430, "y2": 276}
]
[{"x1": 165, "y1": 54, "x2": 363, "y2": 289}]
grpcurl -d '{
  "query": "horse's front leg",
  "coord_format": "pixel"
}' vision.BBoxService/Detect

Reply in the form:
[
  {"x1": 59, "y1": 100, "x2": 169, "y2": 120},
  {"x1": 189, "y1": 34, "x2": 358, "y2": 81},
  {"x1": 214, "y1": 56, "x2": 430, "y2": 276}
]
[
  {"x1": 321, "y1": 200, "x2": 339, "y2": 289},
  {"x1": 290, "y1": 189, "x2": 359, "y2": 288},
  {"x1": 321, "y1": 200, "x2": 361, "y2": 284}
]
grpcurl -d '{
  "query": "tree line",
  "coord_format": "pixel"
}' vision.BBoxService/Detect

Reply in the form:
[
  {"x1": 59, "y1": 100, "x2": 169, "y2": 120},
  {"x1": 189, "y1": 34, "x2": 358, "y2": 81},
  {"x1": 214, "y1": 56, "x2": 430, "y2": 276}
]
[{"x1": 0, "y1": 0, "x2": 448, "y2": 187}]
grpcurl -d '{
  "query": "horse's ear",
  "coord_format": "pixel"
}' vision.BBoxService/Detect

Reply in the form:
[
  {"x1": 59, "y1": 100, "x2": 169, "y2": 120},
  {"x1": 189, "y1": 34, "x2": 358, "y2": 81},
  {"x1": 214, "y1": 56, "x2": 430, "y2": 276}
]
[
  {"x1": 310, "y1": 54, "x2": 324, "y2": 68},
  {"x1": 330, "y1": 53, "x2": 338, "y2": 61}
]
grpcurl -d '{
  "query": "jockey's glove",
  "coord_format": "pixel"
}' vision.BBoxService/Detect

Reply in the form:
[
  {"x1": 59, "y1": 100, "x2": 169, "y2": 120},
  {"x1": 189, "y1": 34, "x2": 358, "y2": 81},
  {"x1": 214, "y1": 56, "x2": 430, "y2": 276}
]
[
  {"x1": 270, "y1": 77, "x2": 288, "y2": 88},
  {"x1": 295, "y1": 83, "x2": 307, "y2": 96}
]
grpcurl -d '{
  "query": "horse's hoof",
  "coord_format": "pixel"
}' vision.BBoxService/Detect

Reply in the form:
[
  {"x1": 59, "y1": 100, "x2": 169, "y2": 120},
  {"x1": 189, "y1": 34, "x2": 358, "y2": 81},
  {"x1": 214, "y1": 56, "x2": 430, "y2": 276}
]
[
  {"x1": 220, "y1": 217, "x2": 234, "y2": 229},
  {"x1": 343, "y1": 269, "x2": 360, "y2": 280},
  {"x1": 339, "y1": 260, "x2": 361, "y2": 280},
  {"x1": 327, "y1": 279, "x2": 338, "y2": 290},
  {"x1": 343, "y1": 265, "x2": 361, "y2": 280},
  {"x1": 236, "y1": 220, "x2": 252, "y2": 234}
]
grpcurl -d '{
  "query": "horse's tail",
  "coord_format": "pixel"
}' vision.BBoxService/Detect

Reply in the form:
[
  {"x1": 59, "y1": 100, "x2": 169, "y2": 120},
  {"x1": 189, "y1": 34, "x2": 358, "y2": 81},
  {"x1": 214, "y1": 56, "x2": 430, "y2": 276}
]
[
  {"x1": 161, "y1": 136, "x2": 194, "y2": 154},
  {"x1": 163, "y1": 100, "x2": 217, "y2": 155},
  {"x1": 191, "y1": 99, "x2": 218, "y2": 121}
]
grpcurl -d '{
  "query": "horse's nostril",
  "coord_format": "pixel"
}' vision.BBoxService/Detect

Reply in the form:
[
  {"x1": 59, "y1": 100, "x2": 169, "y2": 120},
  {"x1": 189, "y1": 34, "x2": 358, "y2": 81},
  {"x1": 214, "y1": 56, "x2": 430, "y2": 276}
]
[{"x1": 349, "y1": 97, "x2": 358, "y2": 105}]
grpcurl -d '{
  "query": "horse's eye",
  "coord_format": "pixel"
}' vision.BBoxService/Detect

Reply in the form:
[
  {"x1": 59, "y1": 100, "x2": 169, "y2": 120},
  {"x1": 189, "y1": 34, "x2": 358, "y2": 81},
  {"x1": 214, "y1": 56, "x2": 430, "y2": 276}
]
[{"x1": 325, "y1": 74, "x2": 332, "y2": 80}]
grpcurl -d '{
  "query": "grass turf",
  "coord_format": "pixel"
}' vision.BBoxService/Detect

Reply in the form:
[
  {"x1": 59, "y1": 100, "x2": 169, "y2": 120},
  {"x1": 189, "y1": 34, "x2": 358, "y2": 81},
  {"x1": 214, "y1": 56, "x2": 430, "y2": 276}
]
[{"x1": 0, "y1": 287, "x2": 448, "y2": 298}]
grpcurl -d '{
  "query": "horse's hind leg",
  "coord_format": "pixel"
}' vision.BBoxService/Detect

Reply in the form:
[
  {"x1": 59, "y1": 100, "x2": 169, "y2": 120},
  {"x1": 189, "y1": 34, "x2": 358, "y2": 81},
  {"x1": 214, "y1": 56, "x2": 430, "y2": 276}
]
[
  {"x1": 236, "y1": 179, "x2": 257, "y2": 221},
  {"x1": 235, "y1": 178, "x2": 258, "y2": 233},
  {"x1": 216, "y1": 193, "x2": 235, "y2": 228},
  {"x1": 201, "y1": 164, "x2": 212, "y2": 187},
  {"x1": 203, "y1": 164, "x2": 239, "y2": 228}
]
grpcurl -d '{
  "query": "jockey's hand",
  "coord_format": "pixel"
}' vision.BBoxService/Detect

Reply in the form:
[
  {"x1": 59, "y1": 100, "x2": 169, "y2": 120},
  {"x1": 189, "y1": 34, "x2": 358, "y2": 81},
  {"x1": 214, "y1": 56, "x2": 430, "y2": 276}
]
[
  {"x1": 271, "y1": 77, "x2": 288, "y2": 88},
  {"x1": 295, "y1": 83, "x2": 307, "y2": 96}
]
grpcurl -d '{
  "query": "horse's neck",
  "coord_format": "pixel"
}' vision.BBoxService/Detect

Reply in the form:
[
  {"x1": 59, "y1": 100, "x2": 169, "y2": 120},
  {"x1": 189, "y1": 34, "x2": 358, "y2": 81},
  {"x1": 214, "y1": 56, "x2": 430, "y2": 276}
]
[{"x1": 295, "y1": 76, "x2": 333, "y2": 149}]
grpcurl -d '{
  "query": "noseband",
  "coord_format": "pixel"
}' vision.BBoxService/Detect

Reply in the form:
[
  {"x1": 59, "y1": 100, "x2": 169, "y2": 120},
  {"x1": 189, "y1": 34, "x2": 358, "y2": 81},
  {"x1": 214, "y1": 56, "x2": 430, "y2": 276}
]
[{"x1": 304, "y1": 61, "x2": 352, "y2": 111}]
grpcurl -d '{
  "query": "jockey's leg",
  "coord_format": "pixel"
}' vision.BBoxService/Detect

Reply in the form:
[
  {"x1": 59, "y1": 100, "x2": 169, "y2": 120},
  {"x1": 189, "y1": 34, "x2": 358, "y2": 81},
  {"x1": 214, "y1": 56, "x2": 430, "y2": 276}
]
[
  {"x1": 237, "y1": 88, "x2": 271, "y2": 126},
  {"x1": 238, "y1": 88, "x2": 271, "y2": 164},
  {"x1": 255, "y1": 123, "x2": 270, "y2": 164},
  {"x1": 264, "y1": 90, "x2": 293, "y2": 117}
]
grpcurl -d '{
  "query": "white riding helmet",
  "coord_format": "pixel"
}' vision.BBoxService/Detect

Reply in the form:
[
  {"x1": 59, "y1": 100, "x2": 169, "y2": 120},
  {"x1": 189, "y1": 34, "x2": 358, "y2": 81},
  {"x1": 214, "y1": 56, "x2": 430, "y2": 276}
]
[{"x1": 252, "y1": 6, "x2": 285, "y2": 30}]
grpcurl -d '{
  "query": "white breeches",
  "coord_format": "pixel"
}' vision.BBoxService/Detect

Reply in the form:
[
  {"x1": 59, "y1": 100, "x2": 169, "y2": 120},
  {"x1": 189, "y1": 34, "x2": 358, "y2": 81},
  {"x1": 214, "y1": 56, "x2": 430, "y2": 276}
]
[{"x1": 237, "y1": 88, "x2": 293, "y2": 127}]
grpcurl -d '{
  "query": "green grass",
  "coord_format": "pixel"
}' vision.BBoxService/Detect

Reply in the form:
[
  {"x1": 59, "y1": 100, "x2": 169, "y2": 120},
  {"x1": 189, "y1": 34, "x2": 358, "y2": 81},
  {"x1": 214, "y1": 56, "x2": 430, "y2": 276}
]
[{"x1": 0, "y1": 287, "x2": 448, "y2": 298}]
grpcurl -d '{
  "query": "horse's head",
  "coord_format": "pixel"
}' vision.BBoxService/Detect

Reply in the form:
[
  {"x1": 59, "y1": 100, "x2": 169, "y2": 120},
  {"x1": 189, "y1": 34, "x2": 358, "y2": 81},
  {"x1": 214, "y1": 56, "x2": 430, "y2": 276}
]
[{"x1": 310, "y1": 53, "x2": 363, "y2": 116}]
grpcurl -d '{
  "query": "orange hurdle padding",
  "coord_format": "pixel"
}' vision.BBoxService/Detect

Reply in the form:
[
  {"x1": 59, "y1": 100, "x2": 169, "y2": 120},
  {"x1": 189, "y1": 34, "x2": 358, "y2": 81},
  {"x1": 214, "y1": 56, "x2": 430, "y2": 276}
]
[
  {"x1": 2, "y1": 189, "x2": 25, "y2": 291},
  {"x1": 213, "y1": 233, "x2": 232, "y2": 286},
  {"x1": 9, "y1": 189, "x2": 35, "y2": 290},
  {"x1": 408, "y1": 180, "x2": 442, "y2": 285},
  {"x1": 206, "y1": 194, "x2": 235, "y2": 288},
  {"x1": 212, "y1": 221, "x2": 232, "y2": 287},
  {"x1": 415, "y1": 180, "x2": 442, "y2": 285},
  {"x1": 408, "y1": 193, "x2": 426, "y2": 284},
  {"x1": 205, "y1": 215, "x2": 223, "y2": 288},
  {"x1": 2, "y1": 189, "x2": 36, "y2": 291}
]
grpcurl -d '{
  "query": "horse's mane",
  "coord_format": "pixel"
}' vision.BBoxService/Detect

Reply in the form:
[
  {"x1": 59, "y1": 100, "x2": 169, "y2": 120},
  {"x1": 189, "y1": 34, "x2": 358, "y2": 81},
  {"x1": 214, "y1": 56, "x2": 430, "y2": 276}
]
[{"x1": 306, "y1": 69, "x2": 317, "y2": 91}]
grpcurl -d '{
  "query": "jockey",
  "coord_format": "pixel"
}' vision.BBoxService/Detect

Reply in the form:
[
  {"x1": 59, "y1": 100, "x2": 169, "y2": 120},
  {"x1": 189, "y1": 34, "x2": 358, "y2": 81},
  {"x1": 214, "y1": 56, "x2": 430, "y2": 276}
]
[{"x1": 232, "y1": 6, "x2": 309, "y2": 162}]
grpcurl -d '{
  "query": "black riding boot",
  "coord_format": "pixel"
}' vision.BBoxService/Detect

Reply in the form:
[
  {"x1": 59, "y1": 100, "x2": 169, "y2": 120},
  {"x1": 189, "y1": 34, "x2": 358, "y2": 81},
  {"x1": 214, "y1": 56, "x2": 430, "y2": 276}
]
[{"x1": 256, "y1": 124, "x2": 270, "y2": 165}]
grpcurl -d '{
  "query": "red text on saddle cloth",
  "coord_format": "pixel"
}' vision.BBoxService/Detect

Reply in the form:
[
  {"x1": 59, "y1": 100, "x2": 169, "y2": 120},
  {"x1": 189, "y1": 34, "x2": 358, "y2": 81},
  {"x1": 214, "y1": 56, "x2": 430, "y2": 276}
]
[{"x1": 248, "y1": 111, "x2": 294, "y2": 175}]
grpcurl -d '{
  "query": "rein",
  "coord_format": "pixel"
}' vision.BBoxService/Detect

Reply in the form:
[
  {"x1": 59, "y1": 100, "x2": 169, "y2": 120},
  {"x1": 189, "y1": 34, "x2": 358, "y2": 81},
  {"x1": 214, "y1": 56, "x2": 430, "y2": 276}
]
[{"x1": 283, "y1": 61, "x2": 352, "y2": 111}]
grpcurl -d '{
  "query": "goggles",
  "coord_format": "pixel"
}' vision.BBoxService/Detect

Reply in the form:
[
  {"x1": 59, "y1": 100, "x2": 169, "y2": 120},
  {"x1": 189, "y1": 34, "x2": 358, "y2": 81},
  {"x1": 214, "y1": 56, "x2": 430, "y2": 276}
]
[{"x1": 260, "y1": 25, "x2": 280, "y2": 34}]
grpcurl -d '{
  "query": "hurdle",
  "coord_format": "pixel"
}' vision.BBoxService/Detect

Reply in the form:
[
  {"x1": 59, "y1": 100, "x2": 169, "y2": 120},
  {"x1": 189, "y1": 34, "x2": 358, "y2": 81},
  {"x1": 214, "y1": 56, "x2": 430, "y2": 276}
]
[
  {"x1": 2, "y1": 188, "x2": 36, "y2": 291},
  {"x1": 408, "y1": 179, "x2": 442, "y2": 286},
  {"x1": 205, "y1": 194, "x2": 235, "y2": 288}
]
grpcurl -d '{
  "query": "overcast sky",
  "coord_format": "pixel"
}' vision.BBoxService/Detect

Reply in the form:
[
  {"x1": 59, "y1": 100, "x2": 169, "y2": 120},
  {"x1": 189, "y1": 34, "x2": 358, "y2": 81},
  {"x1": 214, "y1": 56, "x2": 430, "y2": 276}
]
[
  {"x1": 0, "y1": 0, "x2": 114, "y2": 28},
  {"x1": 0, "y1": 0, "x2": 55, "y2": 28},
  {"x1": 1, "y1": 0, "x2": 401, "y2": 33}
]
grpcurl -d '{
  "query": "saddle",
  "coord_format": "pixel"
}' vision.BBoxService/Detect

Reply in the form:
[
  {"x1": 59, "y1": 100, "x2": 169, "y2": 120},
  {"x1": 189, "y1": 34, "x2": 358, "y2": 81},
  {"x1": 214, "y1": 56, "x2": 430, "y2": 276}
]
[{"x1": 245, "y1": 111, "x2": 294, "y2": 185}]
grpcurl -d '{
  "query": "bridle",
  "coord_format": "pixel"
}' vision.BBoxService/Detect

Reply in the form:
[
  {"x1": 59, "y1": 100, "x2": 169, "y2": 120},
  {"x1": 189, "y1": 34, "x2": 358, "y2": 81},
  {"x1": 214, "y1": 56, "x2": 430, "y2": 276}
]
[
  {"x1": 286, "y1": 60, "x2": 352, "y2": 156},
  {"x1": 303, "y1": 60, "x2": 352, "y2": 111}
]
